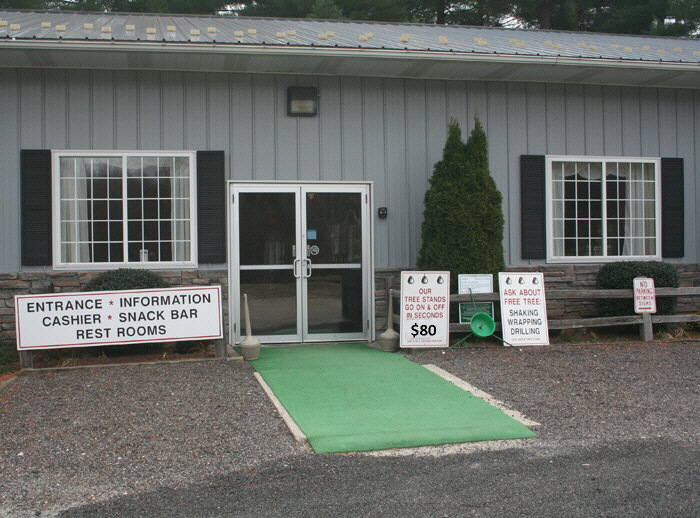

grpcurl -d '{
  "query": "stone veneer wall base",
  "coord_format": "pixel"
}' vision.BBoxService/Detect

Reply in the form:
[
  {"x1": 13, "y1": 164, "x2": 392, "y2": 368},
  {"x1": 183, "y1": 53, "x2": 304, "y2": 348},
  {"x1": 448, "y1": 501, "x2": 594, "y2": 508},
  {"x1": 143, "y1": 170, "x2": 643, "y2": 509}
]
[{"x1": 2, "y1": 264, "x2": 698, "y2": 342}]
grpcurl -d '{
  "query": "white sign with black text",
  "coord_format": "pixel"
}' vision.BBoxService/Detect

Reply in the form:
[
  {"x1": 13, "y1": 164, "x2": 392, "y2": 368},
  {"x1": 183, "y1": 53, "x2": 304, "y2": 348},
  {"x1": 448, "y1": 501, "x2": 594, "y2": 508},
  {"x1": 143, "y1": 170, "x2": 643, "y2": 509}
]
[
  {"x1": 499, "y1": 272, "x2": 549, "y2": 346},
  {"x1": 458, "y1": 274, "x2": 493, "y2": 296},
  {"x1": 15, "y1": 286, "x2": 223, "y2": 350},
  {"x1": 400, "y1": 271, "x2": 450, "y2": 348}
]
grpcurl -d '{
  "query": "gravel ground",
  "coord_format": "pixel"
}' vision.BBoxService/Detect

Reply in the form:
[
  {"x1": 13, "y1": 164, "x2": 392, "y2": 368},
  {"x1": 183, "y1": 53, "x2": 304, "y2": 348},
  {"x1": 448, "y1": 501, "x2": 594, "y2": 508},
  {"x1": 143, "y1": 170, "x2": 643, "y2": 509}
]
[
  {"x1": 0, "y1": 341, "x2": 698, "y2": 516},
  {"x1": 0, "y1": 360, "x2": 303, "y2": 516}
]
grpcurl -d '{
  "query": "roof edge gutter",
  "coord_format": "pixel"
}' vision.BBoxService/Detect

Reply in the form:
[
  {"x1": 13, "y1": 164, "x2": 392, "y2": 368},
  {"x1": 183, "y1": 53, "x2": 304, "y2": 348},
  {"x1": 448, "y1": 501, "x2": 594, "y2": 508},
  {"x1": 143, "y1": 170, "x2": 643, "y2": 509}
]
[{"x1": 2, "y1": 39, "x2": 698, "y2": 73}]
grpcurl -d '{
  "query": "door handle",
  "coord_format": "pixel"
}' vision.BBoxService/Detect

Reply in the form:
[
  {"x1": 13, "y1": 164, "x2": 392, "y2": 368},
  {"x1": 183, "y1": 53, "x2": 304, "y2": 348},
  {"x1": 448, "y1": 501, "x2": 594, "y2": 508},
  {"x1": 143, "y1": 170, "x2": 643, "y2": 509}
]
[
  {"x1": 304, "y1": 258, "x2": 312, "y2": 278},
  {"x1": 293, "y1": 258, "x2": 301, "y2": 278}
]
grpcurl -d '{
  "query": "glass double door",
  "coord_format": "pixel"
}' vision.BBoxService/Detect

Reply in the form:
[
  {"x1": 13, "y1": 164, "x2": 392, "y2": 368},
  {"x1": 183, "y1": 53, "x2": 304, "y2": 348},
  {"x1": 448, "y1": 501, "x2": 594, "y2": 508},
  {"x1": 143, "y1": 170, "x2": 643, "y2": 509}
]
[{"x1": 230, "y1": 183, "x2": 371, "y2": 343}]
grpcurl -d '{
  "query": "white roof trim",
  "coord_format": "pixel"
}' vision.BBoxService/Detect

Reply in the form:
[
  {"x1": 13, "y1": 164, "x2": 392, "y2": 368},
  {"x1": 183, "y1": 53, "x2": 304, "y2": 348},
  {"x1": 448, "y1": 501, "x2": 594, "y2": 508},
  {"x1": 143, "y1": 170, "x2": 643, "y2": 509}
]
[
  {"x1": 3, "y1": 39, "x2": 698, "y2": 72},
  {"x1": 1, "y1": 39, "x2": 698, "y2": 89}
]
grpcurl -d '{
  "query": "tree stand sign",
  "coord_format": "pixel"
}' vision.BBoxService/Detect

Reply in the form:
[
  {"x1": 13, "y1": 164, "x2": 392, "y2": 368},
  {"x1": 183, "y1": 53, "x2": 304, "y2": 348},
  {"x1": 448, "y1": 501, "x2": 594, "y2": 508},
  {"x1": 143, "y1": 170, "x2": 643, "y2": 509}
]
[
  {"x1": 400, "y1": 271, "x2": 450, "y2": 348},
  {"x1": 498, "y1": 272, "x2": 549, "y2": 346}
]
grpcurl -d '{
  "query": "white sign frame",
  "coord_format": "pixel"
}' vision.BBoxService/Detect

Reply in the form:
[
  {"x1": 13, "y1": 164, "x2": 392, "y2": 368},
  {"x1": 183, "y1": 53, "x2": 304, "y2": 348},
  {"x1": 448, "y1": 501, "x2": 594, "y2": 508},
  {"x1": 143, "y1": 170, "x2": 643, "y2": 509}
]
[
  {"x1": 458, "y1": 274, "x2": 493, "y2": 295},
  {"x1": 633, "y1": 277, "x2": 657, "y2": 314},
  {"x1": 499, "y1": 272, "x2": 549, "y2": 346},
  {"x1": 458, "y1": 274, "x2": 494, "y2": 325},
  {"x1": 400, "y1": 271, "x2": 450, "y2": 348},
  {"x1": 15, "y1": 286, "x2": 223, "y2": 350}
]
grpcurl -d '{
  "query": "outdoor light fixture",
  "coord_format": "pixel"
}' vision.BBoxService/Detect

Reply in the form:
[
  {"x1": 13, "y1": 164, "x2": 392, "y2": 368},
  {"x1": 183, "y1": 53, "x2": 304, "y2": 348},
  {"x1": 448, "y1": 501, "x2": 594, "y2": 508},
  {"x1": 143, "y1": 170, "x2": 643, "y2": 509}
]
[{"x1": 287, "y1": 86, "x2": 318, "y2": 116}]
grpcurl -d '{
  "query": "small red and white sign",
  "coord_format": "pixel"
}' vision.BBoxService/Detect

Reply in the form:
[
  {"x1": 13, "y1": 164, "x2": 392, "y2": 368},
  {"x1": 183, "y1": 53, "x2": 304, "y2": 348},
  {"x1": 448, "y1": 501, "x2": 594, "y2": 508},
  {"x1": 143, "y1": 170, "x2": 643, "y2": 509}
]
[
  {"x1": 15, "y1": 286, "x2": 223, "y2": 350},
  {"x1": 633, "y1": 277, "x2": 657, "y2": 314}
]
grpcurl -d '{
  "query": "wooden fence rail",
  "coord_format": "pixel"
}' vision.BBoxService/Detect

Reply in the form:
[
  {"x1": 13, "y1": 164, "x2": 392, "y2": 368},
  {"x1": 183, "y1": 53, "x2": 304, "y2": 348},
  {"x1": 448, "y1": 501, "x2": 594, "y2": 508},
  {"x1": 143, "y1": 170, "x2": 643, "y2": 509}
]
[{"x1": 391, "y1": 286, "x2": 700, "y2": 342}]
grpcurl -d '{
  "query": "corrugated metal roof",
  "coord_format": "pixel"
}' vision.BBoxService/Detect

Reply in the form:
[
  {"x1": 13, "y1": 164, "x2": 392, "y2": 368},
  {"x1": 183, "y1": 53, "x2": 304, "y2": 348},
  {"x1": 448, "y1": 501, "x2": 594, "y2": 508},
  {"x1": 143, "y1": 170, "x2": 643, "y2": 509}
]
[
  {"x1": 0, "y1": 10, "x2": 698, "y2": 88},
  {"x1": 2, "y1": 9, "x2": 698, "y2": 63}
]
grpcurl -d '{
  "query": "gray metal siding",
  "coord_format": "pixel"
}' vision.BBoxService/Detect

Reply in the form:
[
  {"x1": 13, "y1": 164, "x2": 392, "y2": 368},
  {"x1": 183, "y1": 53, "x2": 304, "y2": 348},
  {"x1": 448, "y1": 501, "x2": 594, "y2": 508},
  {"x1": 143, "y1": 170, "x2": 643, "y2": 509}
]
[
  {"x1": 0, "y1": 70, "x2": 20, "y2": 272},
  {"x1": 1, "y1": 68, "x2": 698, "y2": 273},
  {"x1": 695, "y1": 95, "x2": 700, "y2": 263}
]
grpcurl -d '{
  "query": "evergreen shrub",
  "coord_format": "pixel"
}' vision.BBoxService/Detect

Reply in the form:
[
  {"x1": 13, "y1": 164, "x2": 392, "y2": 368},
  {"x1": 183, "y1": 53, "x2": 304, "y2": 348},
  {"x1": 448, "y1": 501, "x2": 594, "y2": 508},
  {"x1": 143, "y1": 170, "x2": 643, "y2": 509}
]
[
  {"x1": 82, "y1": 269, "x2": 170, "y2": 354},
  {"x1": 417, "y1": 117, "x2": 505, "y2": 293},
  {"x1": 596, "y1": 261, "x2": 679, "y2": 316},
  {"x1": 83, "y1": 268, "x2": 170, "y2": 292},
  {"x1": 0, "y1": 341, "x2": 19, "y2": 374}
]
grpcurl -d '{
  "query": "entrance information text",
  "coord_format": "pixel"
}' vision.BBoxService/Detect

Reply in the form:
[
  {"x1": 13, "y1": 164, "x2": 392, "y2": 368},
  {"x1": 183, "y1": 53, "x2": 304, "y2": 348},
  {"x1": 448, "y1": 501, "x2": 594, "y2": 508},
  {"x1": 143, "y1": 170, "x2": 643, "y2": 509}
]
[
  {"x1": 498, "y1": 272, "x2": 549, "y2": 346},
  {"x1": 400, "y1": 271, "x2": 450, "y2": 348},
  {"x1": 15, "y1": 286, "x2": 223, "y2": 350}
]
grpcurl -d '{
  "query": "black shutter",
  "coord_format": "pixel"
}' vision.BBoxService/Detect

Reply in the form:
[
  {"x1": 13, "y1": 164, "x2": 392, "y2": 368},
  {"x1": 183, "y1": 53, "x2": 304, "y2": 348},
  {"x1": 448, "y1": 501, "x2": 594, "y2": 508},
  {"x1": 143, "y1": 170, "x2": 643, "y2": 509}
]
[
  {"x1": 197, "y1": 151, "x2": 226, "y2": 263},
  {"x1": 520, "y1": 155, "x2": 546, "y2": 259},
  {"x1": 661, "y1": 158, "x2": 684, "y2": 258},
  {"x1": 21, "y1": 150, "x2": 52, "y2": 266}
]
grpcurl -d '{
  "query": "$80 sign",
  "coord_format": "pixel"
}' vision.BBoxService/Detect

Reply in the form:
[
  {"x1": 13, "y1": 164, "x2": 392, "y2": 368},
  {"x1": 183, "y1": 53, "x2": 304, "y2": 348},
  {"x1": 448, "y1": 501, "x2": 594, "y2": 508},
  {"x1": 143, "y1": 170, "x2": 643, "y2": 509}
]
[{"x1": 399, "y1": 271, "x2": 450, "y2": 348}]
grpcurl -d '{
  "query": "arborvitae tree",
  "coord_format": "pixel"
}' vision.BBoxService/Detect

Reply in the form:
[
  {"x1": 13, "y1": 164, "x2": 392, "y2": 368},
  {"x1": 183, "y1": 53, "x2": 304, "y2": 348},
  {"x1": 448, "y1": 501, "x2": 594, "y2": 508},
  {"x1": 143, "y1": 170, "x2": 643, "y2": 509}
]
[
  {"x1": 417, "y1": 117, "x2": 505, "y2": 293},
  {"x1": 309, "y1": 0, "x2": 343, "y2": 19}
]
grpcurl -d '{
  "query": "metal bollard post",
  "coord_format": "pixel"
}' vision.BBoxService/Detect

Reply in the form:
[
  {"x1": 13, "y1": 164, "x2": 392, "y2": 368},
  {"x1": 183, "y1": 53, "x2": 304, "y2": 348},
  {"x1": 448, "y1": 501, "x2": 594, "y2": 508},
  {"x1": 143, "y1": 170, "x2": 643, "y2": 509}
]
[
  {"x1": 640, "y1": 313, "x2": 654, "y2": 342},
  {"x1": 19, "y1": 350, "x2": 33, "y2": 369}
]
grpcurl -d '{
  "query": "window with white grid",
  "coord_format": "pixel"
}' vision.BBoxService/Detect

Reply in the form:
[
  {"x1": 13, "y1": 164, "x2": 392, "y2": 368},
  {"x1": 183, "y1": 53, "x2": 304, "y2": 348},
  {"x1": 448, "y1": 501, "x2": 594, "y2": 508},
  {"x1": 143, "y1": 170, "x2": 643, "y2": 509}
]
[
  {"x1": 53, "y1": 151, "x2": 196, "y2": 269},
  {"x1": 547, "y1": 157, "x2": 660, "y2": 262}
]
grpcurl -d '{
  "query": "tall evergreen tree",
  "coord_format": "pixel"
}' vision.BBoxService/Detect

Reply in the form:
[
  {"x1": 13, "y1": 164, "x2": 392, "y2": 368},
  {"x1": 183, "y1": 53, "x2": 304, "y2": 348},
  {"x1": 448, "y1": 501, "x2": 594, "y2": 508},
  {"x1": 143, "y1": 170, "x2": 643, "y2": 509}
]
[
  {"x1": 236, "y1": 0, "x2": 313, "y2": 18},
  {"x1": 407, "y1": 0, "x2": 510, "y2": 25},
  {"x1": 508, "y1": 0, "x2": 581, "y2": 30},
  {"x1": 42, "y1": 0, "x2": 230, "y2": 14},
  {"x1": 237, "y1": 0, "x2": 410, "y2": 20},
  {"x1": 309, "y1": 0, "x2": 343, "y2": 19},
  {"x1": 508, "y1": 0, "x2": 699, "y2": 36},
  {"x1": 583, "y1": 0, "x2": 699, "y2": 36},
  {"x1": 0, "y1": 0, "x2": 45, "y2": 7},
  {"x1": 417, "y1": 118, "x2": 505, "y2": 292}
]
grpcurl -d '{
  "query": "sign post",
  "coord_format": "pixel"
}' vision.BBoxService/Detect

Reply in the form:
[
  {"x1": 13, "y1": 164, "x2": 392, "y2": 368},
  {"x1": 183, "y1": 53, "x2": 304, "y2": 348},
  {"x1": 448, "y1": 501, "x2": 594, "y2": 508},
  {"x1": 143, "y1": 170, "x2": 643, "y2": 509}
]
[
  {"x1": 498, "y1": 272, "x2": 549, "y2": 346},
  {"x1": 400, "y1": 271, "x2": 450, "y2": 348}
]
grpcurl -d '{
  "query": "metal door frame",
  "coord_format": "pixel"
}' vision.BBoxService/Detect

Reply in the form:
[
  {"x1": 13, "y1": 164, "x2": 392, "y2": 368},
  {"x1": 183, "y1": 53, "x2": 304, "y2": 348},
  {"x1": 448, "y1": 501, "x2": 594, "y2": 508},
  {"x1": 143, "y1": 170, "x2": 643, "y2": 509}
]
[{"x1": 227, "y1": 181, "x2": 374, "y2": 345}]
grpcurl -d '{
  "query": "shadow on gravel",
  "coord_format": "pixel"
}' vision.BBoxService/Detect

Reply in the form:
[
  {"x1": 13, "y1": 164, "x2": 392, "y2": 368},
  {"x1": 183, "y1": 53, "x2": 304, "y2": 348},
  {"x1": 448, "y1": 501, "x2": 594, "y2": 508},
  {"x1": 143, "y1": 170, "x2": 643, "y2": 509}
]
[{"x1": 60, "y1": 439, "x2": 698, "y2": 518}]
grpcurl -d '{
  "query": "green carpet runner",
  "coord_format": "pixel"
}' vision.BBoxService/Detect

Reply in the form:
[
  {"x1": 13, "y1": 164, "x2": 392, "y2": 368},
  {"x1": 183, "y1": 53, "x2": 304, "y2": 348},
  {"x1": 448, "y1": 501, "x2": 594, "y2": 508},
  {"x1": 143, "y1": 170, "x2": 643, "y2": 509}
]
[{"x1": 252, "y1": 343, "x2": 536, "y2": 454}]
